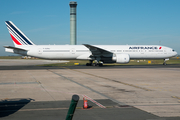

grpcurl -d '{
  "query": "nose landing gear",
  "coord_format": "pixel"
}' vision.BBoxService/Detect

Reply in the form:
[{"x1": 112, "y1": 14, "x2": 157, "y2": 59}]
[{"x1": 163, "y1": 58, "x2": 169, "y2": 65}]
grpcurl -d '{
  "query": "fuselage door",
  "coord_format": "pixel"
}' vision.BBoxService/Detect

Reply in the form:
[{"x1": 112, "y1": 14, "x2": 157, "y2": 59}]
[
  {"x1": 38, "y1": 48, "x2": 42, "y2": 55},
  {"x1": 71, "y1": 48, "x2": 76, "y2": 54}
]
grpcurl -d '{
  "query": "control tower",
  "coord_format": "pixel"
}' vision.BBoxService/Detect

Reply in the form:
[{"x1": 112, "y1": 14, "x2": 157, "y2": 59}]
[{"x1": 69, "y1": 1, "x2": 77, "y2": 45}]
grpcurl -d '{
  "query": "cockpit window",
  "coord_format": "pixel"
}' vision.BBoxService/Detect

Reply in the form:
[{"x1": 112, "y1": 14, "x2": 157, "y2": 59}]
[{"x1": 172, "y1": 49, "x2": 175, "y2": 52}]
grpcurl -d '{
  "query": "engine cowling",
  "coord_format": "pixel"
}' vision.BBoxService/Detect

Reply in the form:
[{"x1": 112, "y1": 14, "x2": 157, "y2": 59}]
[{"x1": 112, "y1": 54, "x2": 130, "y2": 63}]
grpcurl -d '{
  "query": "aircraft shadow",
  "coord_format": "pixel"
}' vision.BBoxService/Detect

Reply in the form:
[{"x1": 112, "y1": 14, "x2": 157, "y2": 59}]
[{"x1": 0, "y1": 98, "x2": 34, "y2": 117}]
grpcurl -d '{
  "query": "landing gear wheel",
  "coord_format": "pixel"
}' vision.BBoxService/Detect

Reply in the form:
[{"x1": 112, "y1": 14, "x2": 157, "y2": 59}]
[
  {"x1": 86, "y1": 60, "x2": 103, "y2": 67},
  {"x1": 86, "y1": 60, "x2": 93, "y2": 66},
  {"x1": 92, "y1": 63, "x2": 96, "y2": 66},
  {"x1": 86, "y1": 63, "x2": 91, "y2": 66},
  {"x1": 163, "y1": 62, "x2": 167, "y2": 65},
  {"x1": 163, "y1": 58, "x2": 169, "y2": 66},
  {"x1": 99, "y1": 63, "x2": 103, "y2": 67}
]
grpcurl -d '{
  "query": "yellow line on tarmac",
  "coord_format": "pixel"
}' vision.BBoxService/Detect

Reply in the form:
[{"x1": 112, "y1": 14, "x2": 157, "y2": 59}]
[{"x1": 172, "y1": 96, "x2": 180, "y2": 100}]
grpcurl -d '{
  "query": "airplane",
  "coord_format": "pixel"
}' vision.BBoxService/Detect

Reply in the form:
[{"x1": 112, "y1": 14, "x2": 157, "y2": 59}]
[{"x1": 4, "y1": 21, "x2": 177, "y2": 66}]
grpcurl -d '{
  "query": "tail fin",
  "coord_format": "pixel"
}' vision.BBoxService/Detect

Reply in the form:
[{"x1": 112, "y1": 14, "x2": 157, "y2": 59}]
[{"x1": 5, "y1": 21, "x2": 35, "y2": 46}]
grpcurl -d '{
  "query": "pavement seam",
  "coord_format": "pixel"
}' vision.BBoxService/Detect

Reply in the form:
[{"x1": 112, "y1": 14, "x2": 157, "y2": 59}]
[
  {"x1": 62, "y1": 67, "x2": 152, "y2": 91},
  {"x1": 29, "y1": 71, "x2": 56, "y2": 101},
  {"x1": 47, "y1": 69, "x2": 126, "y2": 106}
]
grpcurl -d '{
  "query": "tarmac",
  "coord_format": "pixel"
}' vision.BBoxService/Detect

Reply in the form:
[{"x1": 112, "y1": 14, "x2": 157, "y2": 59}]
[
  {"x1": 0, "y1": 59, "x2": 68, "y2": 66},
  {"x1": 0, "y1": 59, "x2": 180, "y2": 120}
]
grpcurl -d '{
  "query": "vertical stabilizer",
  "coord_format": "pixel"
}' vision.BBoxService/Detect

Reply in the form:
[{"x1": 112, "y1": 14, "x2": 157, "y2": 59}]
[{"x1": 5, "y1": 21, "x2": 35, "y2": 46}]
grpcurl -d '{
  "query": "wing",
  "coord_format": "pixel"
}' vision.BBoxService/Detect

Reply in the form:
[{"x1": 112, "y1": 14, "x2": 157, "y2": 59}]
[{"x1": 83, "y1": 44, "x2": 113, "y2": 57}]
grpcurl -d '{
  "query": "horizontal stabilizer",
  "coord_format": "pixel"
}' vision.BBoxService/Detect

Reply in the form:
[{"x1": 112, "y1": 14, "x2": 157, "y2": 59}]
[{"x1": 4, "y1": 46, "x2": 28, "y2": 51}]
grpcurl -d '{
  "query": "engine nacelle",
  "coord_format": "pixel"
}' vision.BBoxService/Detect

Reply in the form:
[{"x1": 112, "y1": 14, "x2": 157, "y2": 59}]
[{"x1": 112, "y1": 54, "x2": 130, "y2": 63}]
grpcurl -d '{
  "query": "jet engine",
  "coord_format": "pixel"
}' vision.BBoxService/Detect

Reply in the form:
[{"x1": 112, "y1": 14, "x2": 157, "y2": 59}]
[{"x1": 112, "y1": 54, "x2": 130, "y2": 63}]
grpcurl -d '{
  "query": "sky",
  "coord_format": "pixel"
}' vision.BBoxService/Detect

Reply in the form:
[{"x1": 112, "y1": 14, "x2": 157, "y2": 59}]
[{"x1": 0, "y1": 0, "x2": 180, "y2": 56}]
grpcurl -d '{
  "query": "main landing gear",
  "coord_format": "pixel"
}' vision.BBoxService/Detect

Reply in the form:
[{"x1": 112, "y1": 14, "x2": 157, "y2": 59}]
[
  {"x1": 86, "y1": 60, "x2": 103, "y2": 66},
  {"x1": 163, "y1": 58, "x2": 169, "y2": 65}
]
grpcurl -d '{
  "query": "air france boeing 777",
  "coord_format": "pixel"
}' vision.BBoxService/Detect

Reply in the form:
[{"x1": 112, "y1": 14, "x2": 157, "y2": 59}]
[{"x1": 4, "y1": 21, "x2": 177, "y2": 66}]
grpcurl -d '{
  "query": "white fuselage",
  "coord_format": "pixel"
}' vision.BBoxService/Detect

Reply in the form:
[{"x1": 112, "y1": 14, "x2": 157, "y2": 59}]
[
  {"x1": 13, "y1": 45, "x2": 177, "y2": 61},
  {"x1": 4, "y1": 21, "x2": 178, "y2": 64}
]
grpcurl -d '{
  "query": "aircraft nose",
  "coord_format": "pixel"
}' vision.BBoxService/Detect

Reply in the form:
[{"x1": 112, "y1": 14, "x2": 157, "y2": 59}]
[{"x1": 174, "y1": 51, "x2": 178, "y2": 56}]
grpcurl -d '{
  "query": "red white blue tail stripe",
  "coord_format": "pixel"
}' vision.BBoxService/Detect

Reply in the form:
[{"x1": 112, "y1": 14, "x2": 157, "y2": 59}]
[{"x1": 5, "y1": 21, "x2": 35, "y2": 46}]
